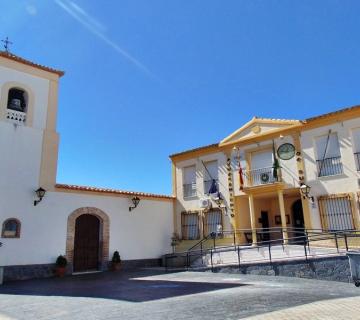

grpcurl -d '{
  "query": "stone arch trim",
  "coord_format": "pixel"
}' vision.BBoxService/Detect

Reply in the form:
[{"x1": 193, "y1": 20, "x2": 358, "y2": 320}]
[{"x1": 66, "y1": 207, "x2": 110, "y2": 271}]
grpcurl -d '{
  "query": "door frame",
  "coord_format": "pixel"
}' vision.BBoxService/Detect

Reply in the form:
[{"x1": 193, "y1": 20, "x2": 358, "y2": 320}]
[{"x1": 66, "y1": 207, "x2": 110, "y2": 273}]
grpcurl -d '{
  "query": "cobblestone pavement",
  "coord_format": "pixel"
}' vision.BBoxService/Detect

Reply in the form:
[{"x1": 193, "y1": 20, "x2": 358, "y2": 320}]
[{"x1": 0, "y1": 270, "x2": 359, "y2": 320}]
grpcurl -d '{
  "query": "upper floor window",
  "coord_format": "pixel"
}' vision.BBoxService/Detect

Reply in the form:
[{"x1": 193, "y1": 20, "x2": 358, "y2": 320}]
[
  {"x1": 352, "y1": 128, "x2": 360, "y2": 171},
  {"x1": 203, "y1": 160, "x2": 218, "y2": 194},
  {"x1": 2, "y1": 218, "x2": 21, "y2": 238},
  {"x1": 249, "y1": 150, "x2": 277, "y2": 185},
  {"x1": 6, "y1": 88, "x2": 27, "y2": 124},
  {"x1": 183, "y1": 165, "x2": 196, "y2": 198},
  {"x1": 315, "y1": 132, "x2": 343, "y2": 177}
]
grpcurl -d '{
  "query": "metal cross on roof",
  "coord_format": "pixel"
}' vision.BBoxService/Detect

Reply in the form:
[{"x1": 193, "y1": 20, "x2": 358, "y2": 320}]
[{"x1": 1, "y1": 36, "x2": 13, "y2": 53}]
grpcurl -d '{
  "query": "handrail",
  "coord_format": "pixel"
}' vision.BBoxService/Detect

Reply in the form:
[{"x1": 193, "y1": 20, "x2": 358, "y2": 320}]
[{"x1": 165, "y1": 228, "x2": 360, "y2": 271}]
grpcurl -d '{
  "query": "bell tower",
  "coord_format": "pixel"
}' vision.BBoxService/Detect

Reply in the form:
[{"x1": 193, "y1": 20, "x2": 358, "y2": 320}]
[{"x1": 0, "y1": 49, "x2": 64, "y2": 194}]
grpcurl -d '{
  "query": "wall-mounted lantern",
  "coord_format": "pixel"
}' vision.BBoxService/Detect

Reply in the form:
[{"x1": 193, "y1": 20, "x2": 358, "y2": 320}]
[
  {"x1": 34, "y1": 187, "x2": 46, "y2": 206},
  {"x1": 299, "y1": 183, "x2": 314, "y2": 202},
  {"x1": 129, "y1": 196, "x2": 141, "y2": 212}
]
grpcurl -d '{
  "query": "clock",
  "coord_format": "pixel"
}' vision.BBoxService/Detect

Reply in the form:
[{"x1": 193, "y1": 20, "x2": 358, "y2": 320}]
[{"x1": 277, "y1": 143, "x2": 296, "y2": 160}]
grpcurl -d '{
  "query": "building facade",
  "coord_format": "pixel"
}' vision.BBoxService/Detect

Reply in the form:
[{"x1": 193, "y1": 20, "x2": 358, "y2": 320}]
[
  {"x1": 171, "y1": 106, "x2": 360, "y2": 249},
  {"x1": 0, "y1": 51, "x2": 174, "y2": 281}
]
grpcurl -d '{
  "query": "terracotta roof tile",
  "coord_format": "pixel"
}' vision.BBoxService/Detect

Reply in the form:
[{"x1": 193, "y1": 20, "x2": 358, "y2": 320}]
[
  {"x1": 55, "y1": 183, "x2": 173, "y2": 200},
  {"x1": 305, "y1": 104, "x2": 360, "y2": 122},
  {"x1": 169, "y1": 143, "x2": 219, "y2": 158},
  {"x1": 0, "y1": 51, "x2": 65, "y2": 77}
]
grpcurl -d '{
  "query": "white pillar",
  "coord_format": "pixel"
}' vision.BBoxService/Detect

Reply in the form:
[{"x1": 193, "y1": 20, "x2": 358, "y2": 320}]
[
  {"x1": 248, "y1": 194, "x2": 257, "y2": 246},
  {"x1": 277, "y1": 189, "x2": 288, "y2": 244}
]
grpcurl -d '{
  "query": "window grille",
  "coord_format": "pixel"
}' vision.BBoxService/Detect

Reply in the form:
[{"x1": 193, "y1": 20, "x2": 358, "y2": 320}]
[
  {"x1": 203, "y1": 209, "x2": 222, "y2": 236},
  {"x1": 181, "y1": 212, "x2": 200, "y2": 240},
  {"x1": 318, "y1": 194, "x2": 354, "y2": 231}
]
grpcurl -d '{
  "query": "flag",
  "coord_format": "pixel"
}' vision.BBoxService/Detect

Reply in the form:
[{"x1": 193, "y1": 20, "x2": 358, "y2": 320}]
[
  {"x1": 208, "y1": 179, "x2": 218, "y2": 194},
  {"x1": 272, "y1": 140, "x2": 280, "y2": 180},
  {"x1": 239, "y1": 160, "x2": 244, "y2": 190}
]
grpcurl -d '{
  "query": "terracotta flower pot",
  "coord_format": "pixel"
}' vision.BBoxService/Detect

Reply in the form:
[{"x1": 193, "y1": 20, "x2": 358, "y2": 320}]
[
  {"x1": 55, "y1": 267, "x2": 66, "y2": 277},
  {"x1": 111, "y1": 262, "x2": 122, "y2": 271}
]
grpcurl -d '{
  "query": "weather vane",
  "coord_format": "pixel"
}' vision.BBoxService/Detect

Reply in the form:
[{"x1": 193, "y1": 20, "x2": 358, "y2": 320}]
[{"x1": 1, "y1": 37, "x2": 12, "y2": 53}]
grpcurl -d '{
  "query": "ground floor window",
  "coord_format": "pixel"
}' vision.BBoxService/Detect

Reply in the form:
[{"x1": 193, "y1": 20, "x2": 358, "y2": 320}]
[
  {"x1": 203, "y1": 209, "x2": 223, "y2": 236},
  {"x1": 318, "y1": 194, "x2": 354, "y2": 231},
  {"x1": 2, "y1": 218, "x2": 21, "y2": 238},
  {"x1": 181, "y1": 212, "x2": 200, "y2": 240}
]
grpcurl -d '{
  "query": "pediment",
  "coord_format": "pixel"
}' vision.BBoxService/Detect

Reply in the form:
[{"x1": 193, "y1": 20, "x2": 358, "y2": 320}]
[{"x1": 220, "y1": 117, "x2": 301, "y2": 145}]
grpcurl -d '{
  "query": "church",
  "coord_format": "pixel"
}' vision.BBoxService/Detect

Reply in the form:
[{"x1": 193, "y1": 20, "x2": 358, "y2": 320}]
[{"x1": 0, "y1": 50, "x2": 174, "y2": 281}]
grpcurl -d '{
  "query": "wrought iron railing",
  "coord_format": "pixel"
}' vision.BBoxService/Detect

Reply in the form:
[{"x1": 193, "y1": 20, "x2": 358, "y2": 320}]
[
  {"x1": 164, "y1": 227, "x2": 360, "y2": 271},
  {"x1": 354, "y1": 152, "x2": 360, "y2": 171},
  {"x1": 245, "y1": 166, "x2": 280, "y2": 186},
  {"x1": 183, "y1": 183, "x2": 197, "y2": 198},
  {"x1": 6, "y1": 109, "x2": 26, "y2": 125},
  {"x1": 316, "y1": 156, "x2": 343, "y2": 177}
]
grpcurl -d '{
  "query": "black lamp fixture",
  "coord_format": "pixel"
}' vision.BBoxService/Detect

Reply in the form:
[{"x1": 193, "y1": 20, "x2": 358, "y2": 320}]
[
  {"x1": 299, "y1": 183, "x2": 314, "y2": 202},
  {"x1": 34, "y1": 187, "x2": 46, "y2": 206},
  {"x1": 129, "y1": 196, "x2": 141, "y2": 212}
]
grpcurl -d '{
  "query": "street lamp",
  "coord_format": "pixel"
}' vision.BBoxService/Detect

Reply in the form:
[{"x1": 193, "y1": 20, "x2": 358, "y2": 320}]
[
  {"x1": 129, "y1": 196, "x2": 141, "y2": 212},
  {"x1": 34, "y1": 187, "x2": 46, "y2": 206},
  {"x1": 299, "y1": 183, "x2": 314, "y2": 202}
]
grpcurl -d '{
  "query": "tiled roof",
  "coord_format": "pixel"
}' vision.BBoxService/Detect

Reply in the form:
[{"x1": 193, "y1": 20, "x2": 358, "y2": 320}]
[
  {"x1": 0, "y1": 51, "x2": 65, "y2": 77},
  {"x1": 305, "y1": 104, "x2": 360, "y2": 122},
  {"x1": 169, "y1": 143, "x2": 219, "y2": 158},
  {"x1": 55, "y1": 183, "x2": 174, "y2": 200}
]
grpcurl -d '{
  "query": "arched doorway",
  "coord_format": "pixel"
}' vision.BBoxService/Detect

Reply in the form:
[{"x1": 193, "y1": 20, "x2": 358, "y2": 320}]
[
  {"x1": 73, "y1": 214, "x2": 100, "y2": 272},
  {"x1": 292, "y1": 199, "x2": 305, "y2": 241},
  {"x1": 66, "y1": 207, "x2": 110, "y2": 273}
]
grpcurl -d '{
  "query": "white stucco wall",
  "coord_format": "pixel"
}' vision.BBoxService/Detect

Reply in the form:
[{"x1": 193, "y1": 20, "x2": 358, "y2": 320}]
[{"x1": 0, "y1": 191, "x2": 173, "y2": 266}]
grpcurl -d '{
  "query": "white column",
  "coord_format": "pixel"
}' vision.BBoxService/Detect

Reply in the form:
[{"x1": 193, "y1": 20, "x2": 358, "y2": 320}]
[
  {"x1": 277, "y1": 189, "x2": 288, "y2": 244},
  {"x1": 248, "y1": 194, "x2": 257, "y2": 246}
]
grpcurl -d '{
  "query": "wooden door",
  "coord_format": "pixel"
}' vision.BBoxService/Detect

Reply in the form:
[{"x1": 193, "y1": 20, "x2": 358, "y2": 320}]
[{"x1": 73, "y1": 214, "x2": 100, "y2": 272}]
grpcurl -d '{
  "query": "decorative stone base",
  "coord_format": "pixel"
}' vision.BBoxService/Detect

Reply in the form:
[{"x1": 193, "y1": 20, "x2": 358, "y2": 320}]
[
  {"x1": 3, "y1": 258, "x2": 162, "y2": 282},
  {"x1": 210, "y1": 256, "x2": 351, "y2": 282}
]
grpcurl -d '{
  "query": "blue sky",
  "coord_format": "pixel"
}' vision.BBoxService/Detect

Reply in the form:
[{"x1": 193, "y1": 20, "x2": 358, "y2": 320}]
[{"x1": 1, "y1": 0, "x2": 360, "y2": 194}]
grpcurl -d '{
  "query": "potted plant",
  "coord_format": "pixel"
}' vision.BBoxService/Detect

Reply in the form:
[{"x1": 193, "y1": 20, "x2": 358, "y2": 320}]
[
  {"x1": 111, "y1": 251, "x2": 122, "y2": 271},
  {"x1": 55, "y1": 255, "x2": 67, "y2": 277}
]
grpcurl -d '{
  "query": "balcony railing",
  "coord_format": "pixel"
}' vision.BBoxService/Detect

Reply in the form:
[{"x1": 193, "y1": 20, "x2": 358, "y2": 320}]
[
  {"x1": 316, "y1": 156, "x2": 343, "y2": 177},
  {"x1": 355, "y1": 152, "x2": 360, "y2": 171},
  {"x1": 183, "y1": 183, "x2": 197, "y2": 198},
  {"x1": 6, "y1": 109, "x2": 26, "y2": 125},
  {"x1": 245, "y1": 166, "x2": 281, "y2": 187}
]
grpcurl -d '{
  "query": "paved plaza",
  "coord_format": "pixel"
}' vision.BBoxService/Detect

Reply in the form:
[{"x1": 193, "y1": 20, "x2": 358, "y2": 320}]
[{"x1": 0, "y1": 269, "x2": 359, "y2": 319}]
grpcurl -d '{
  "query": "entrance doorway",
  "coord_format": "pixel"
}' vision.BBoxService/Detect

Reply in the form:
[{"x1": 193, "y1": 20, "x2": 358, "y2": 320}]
[
  {"x1": 73, "y1": 214, "x2": 100, "y2": 272},
  {"x1": 260, "y1": 211, "x2": 270, "y2": 241},
  {"x1": 292, "y1": 199, "x2": 305, "y2": 242}
]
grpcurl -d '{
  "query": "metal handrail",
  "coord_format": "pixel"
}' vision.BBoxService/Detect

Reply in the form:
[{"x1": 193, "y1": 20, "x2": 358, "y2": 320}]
[{"x1": 164, "y1": 228, "x2": 360, "y2": 271}]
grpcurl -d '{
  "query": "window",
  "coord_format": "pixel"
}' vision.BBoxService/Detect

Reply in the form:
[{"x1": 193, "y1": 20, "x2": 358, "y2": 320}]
[
  {"x1": 7, "y1": 88, "x2": 27, "y2": 112},
  {"x1": 183, "y1": 165, "x2": 196, "y2": 198},
  {"x1": 181, "y1": 212, "x2": 200, "y2": 240},
  {"x1": 2, "y1": 218, "x2": 21, "y2": 238},
  {"x1": 203, "y1": 160, "x2": 218, "y2": 194},
  {"x1": 318, "y1": 195, "x2": 354, "y2": 231},
  {"x1": 203, "y1": 209, "x2": 222, "y2": 236},
  {"x1": 315, "y1": 133, "x2": 343, "y2": 177},
  {"x1": 250, "y1": 150, "x2": 276, "y2": 185},
  {"x1": 352, "y1": 128, "x2": 360, "y2": 171}
]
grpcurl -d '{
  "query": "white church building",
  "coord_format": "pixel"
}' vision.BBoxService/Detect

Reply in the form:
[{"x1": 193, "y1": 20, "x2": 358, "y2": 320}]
[{"x1": 0, "y1": 51, "x2": 174, "y2": 281}]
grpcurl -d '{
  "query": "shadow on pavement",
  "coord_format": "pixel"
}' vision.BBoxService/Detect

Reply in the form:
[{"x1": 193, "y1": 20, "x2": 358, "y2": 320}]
[{"x1": 0, "y1": 269, "x2": 249, "y2": 302}]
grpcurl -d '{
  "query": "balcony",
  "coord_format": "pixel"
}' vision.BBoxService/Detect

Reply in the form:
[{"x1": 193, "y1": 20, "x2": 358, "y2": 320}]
[
  {"x1": 316, "y1": 156, "x2": 343, "y2": 177},
  {"x1": 183, "y1": 183, "x2": 197, "y2": 198},
  {"x1": 244, "y1": 166, "x2": 281, "y2": 187},
  {"x1": 6, "y1": 109, "x2": 26, "y2": 125}
]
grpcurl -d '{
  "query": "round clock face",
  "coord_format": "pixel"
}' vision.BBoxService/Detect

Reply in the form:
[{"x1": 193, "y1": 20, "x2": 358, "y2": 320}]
[{"x1": 277, "y1": 143, "x2": 296, "y2": 160}]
